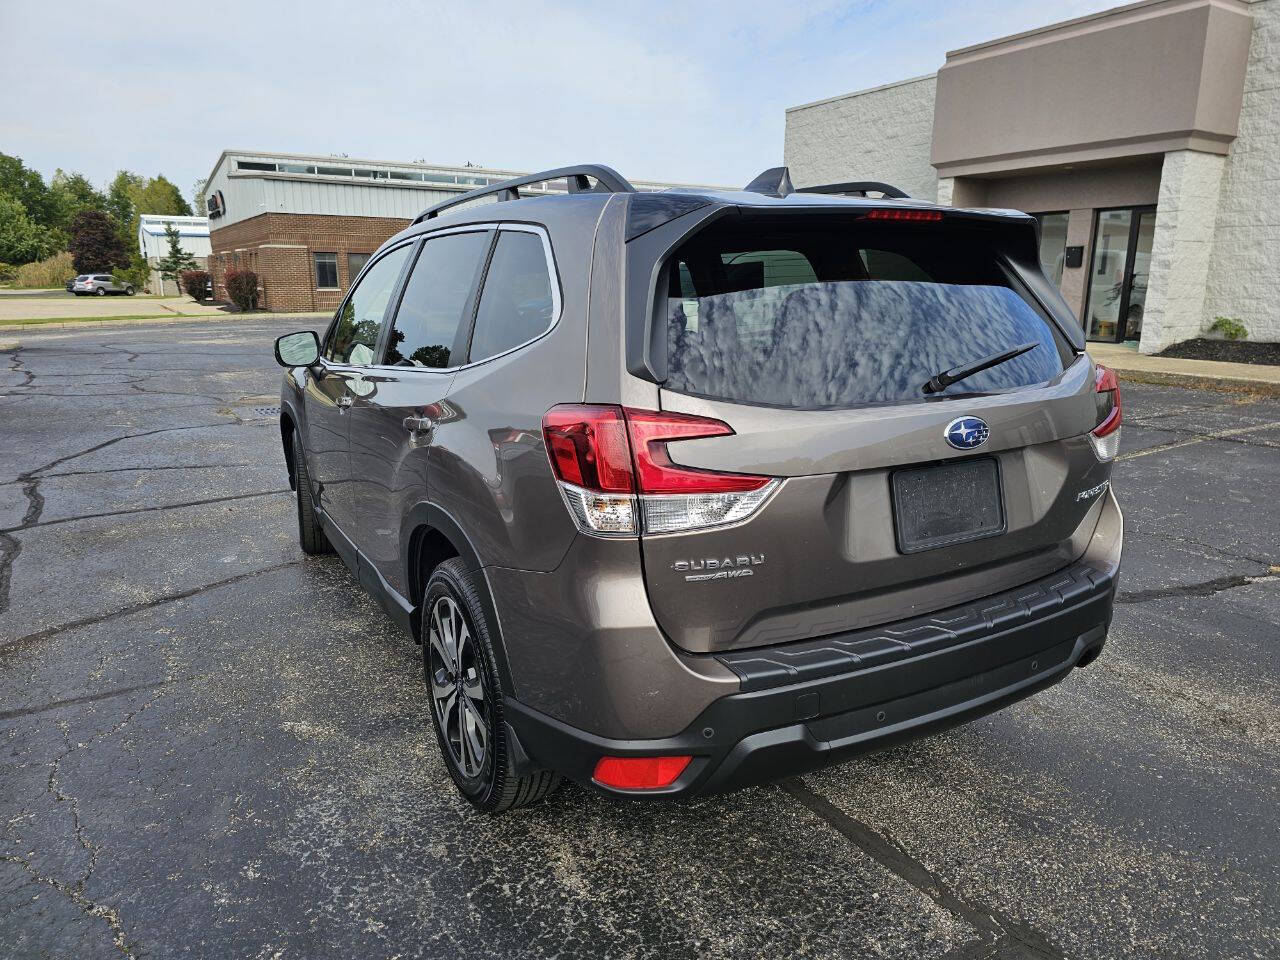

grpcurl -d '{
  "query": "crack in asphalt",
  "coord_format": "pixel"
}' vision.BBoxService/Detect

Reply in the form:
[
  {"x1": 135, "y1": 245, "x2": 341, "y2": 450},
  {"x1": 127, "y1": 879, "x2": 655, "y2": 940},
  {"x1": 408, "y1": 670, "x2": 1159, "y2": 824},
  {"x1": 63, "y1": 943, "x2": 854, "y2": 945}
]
[
  {"x1": 0, "y1": 559, "x2": 306, "y2": 654},
  {"x1": 1, "y1": 487, "x2": 290, "y2": 532},
  {"x1": 1117, "y1": 572, "x2": 1278, "y2": 604},
  {"x1": 13, "y1": 462, "x2": 259, "y2": 481},
  {"x1": 0, "y1": 421, "x2": 248, "y2": 615},
  {"x1": 0, "y1": 680, "x2": 174, "y2": 722},
  {"x1": 2, "y1": 852, "x2": 137, "y2": 958},
  {"x1": 780, "y1": 779, "x2": 1066, "y2": 960},
  {"x1": 2, "y1": 680, "x2": 171, "y2": 959}
]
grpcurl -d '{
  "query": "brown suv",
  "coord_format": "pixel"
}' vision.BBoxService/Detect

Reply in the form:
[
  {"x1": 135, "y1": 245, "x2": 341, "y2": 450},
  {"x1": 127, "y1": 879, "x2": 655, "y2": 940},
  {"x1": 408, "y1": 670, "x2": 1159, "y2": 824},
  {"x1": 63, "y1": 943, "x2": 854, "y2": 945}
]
[{"x1": 273, "y1": 165, "x2": 1123, "y2": 812}]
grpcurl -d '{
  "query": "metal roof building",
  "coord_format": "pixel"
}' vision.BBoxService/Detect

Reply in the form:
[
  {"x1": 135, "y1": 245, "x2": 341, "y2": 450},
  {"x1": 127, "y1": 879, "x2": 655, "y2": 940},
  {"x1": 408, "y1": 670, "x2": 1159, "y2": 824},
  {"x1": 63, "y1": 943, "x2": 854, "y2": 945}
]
[{"x1": 203, "y1": 150, "x2": 717, "y2": 312}]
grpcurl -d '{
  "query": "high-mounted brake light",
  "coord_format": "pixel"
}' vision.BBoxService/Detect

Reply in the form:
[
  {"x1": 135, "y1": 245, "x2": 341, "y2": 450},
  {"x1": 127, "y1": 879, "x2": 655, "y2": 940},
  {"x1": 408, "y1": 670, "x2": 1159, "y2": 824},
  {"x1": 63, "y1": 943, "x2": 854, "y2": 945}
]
[
  {"x1": 863, "y1": 208, "x2": 944, "y2": 222},
  {"x1": 541, "y1": 405, "x2": 780, "y2": 536},
  {"x1": 1089, "y1": 363, "x2": 1123, "y2": 461},
  {"x1": 593, "y1": 755, "x2": 692, "y2": 790}
]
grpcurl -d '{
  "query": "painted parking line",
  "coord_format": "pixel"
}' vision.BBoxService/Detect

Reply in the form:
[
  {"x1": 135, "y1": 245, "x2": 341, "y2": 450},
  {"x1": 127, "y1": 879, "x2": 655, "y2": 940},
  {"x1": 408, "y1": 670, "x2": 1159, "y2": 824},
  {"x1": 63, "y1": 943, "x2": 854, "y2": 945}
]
[{"x1": 1118, "y1": 420, "x2": 1280, "y2": 461}]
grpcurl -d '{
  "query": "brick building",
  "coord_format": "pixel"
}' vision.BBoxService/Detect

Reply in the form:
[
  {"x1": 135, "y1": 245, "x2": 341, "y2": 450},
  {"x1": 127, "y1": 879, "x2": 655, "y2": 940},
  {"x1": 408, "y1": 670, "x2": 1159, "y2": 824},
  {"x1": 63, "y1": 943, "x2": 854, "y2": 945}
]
[
  {"x1": 784, "y1": 0, "x2": 1278, "y2": 353},
  {"x1": 203, "y1": 151, "x2": 710, "y2": 313}
]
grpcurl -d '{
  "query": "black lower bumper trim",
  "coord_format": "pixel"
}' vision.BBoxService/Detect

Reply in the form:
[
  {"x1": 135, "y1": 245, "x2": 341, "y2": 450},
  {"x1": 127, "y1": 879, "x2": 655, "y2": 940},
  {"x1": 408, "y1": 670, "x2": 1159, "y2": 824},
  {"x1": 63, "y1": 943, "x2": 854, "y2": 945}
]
[{"x1": 506, "y1": 564, "x2": 1115, "y2": 798}]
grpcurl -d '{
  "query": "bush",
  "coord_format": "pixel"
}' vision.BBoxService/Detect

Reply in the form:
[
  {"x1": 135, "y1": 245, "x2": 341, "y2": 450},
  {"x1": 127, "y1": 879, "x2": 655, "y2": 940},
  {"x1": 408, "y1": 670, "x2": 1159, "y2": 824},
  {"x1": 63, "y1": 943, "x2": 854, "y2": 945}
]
[
  {"x1": 1209, "y1": 316, "x2": 1247, "y2": 341},
  {"x1": 13, "y1": 251, "x2": 74, "y2": 288},
  {"x1": 225, "y1": 269, "x2": 259, "y2": 311},
  {"x1": 180, "y1": 269, "x2": 210, "y2": 301},
  {"x1": 113, "y1": 253, "x2": 150, "y2": 292},
  {"x1": 0, "y1": 262, "x2": 14, "y2": 285}
]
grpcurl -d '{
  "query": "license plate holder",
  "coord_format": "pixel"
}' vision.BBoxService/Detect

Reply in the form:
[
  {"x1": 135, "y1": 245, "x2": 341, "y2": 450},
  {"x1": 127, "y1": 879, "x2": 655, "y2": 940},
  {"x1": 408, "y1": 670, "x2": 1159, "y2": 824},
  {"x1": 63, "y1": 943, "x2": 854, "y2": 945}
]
[{"x1": 892, "y1": 458, "x2": 1005, "y2": 554}]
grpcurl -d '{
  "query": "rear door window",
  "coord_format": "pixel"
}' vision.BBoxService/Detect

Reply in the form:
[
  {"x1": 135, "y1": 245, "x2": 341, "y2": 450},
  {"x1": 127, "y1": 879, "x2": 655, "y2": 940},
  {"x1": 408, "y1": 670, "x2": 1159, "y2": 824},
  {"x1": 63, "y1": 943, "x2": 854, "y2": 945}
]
[
  {"x1": 324, "y1": 244, "x2": 410, "y2": 365},
  {"x1": 384, "y1": 230, "x2": 491, "y2": 368},
  {"x1": 665, "y1": 221, "x2": 1069, "y2": 409},
  {"x1": 468, "y1": 230, "x2": 557, "y2": 363}
]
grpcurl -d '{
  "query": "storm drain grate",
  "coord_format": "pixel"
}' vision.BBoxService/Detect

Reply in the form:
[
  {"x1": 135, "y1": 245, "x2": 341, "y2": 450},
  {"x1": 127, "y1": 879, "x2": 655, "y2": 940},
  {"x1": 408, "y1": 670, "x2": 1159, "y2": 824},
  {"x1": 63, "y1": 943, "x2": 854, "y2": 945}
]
[{"x1": 252, "y1": 406, "x2": 280, "y2": 418}]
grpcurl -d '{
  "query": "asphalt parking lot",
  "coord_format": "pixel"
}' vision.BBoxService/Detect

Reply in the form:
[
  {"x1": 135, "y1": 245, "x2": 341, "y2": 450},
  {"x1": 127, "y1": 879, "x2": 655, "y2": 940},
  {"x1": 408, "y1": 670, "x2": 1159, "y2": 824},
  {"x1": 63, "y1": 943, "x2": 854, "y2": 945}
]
[{"x1": 2, "y1": 319, "x2": 1277, "y2": 959}]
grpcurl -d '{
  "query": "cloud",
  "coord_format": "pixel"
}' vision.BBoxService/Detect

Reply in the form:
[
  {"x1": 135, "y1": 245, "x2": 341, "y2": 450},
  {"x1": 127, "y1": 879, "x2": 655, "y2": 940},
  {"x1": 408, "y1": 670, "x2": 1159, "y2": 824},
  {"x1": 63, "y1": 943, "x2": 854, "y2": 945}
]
[{"x1": 0, "y1": 0, "x2": 1119, "y2": 197}]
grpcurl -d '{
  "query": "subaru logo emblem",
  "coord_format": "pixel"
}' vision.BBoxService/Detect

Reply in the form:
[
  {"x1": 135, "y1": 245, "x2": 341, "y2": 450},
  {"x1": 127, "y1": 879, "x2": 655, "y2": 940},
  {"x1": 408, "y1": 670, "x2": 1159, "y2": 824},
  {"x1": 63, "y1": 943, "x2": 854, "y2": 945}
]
[{"x1": 944, "y1": 416, "x2": 989, "y2": 450}]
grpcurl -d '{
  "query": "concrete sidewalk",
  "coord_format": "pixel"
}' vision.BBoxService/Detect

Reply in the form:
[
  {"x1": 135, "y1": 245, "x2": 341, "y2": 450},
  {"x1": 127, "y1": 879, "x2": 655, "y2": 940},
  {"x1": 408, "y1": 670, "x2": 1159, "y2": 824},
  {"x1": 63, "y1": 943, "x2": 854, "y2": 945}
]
[
  {"x1": 1087, "y1": 341, "x2": 1280, "y2": 397},
  {"x1": 0, "y1": 292, "x2": 226, "y2": 323}
]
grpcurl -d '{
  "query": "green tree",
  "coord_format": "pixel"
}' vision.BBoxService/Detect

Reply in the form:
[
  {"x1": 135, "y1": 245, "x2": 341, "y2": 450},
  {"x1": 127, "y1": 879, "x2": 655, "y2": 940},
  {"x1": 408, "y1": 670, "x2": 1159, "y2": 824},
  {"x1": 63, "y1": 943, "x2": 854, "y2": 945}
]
[
  {"x1": 48, "y1": 170, "x2": 107, "y2": 234},
  {"x1": 69, "y1": 209, "x2": 128, "y2": 274},
  {"x1": 0, "y1": 194, "x2": 57, "y2": 265},
  {"x1": 192, "y1": 178, "x2": 208, "y2": 214},
  {"x1": 107, "y1": 171, "x2": 193, "y2": 244},
  {"x1": 0, "y1": 153, "x2": 55, "y2": 228},
  {"x1": 106, "y1": 170, "x2": 145, "y2": 234},
  {"x1": 156, "y1": 223, "x2": 198, "y2": 290}
]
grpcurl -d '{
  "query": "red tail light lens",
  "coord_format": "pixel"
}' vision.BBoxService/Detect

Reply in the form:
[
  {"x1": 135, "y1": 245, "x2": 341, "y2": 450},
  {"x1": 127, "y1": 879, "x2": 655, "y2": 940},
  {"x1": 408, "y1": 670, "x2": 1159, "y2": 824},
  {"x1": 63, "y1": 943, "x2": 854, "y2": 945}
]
[
  {"x1": 863, "y1": 208, "x2": 944, "y2": 222},
  {"x1": 541, "y1": 405, "x2": 779, "y2": 535},
  {"x1": 593, "y1": 755, "x2": 692, "y2": 790},
  {"x1": 1089, "y1": 363, "x2": 1123, "y2": 461},
  {"x1": 542, "y1": 405, "x2": 633, "y2": 493},
  {"x1": 1092, "y1": 364, "x2": 1123, "y2": 437},
  {"x1": 623, "y1": 408, "x2": 770, "y2": 494}
]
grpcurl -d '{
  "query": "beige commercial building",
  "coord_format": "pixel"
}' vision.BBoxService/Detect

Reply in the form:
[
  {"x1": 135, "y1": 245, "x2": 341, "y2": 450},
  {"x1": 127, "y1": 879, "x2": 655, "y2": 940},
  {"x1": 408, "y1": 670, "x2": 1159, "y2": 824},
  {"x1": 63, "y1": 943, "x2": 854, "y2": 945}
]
[{"x1": 785, "y1": 0, "x2": 1277, "y2": 353}]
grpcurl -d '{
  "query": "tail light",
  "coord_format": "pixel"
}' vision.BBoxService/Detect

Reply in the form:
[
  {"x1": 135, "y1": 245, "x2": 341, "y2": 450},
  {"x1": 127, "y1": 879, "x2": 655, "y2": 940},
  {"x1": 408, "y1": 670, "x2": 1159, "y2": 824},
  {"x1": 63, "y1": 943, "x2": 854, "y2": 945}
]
[
  {"x1": 1089, "y1": 363, "x2": 1123, "y2": 461},
  {"x1": 542, "y1": 405, "x2": 780, "y2": 536},
  {"x1": 593, "y1": 755, "x2": 691, "y2": 790}
]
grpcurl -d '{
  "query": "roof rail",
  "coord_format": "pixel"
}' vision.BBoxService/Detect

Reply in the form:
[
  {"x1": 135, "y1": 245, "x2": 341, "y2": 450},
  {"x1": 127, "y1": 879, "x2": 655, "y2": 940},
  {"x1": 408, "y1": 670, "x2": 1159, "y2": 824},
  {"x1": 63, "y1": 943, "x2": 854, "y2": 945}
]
[
  {"x1": 414, "y1": 164, "x2": 635, "y2": 222},
  {"x1": 796, "y1": 181, "x2": 911, "y2": 199}
]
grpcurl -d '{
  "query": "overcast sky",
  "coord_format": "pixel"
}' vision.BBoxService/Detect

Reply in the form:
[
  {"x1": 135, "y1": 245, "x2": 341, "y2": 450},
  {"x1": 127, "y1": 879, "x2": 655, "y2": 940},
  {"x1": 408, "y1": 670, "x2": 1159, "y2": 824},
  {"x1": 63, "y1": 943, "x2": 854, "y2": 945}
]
[{"x1": 2, "y1": 0, "x2": 1117, "y2": 201}]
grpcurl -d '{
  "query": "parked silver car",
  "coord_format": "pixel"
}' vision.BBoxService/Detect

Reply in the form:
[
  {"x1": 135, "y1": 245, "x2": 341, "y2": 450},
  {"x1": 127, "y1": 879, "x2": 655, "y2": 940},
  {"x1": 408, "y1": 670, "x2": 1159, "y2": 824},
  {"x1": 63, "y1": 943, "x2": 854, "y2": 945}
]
[{"x1": 72, "y1": 274, "x2": 135, "y2": 296}]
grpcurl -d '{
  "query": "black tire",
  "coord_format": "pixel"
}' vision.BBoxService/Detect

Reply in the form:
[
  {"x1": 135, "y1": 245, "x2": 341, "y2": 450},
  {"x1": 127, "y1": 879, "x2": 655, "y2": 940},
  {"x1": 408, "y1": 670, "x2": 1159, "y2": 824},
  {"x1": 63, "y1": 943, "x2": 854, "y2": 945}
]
[
  {"x1": 291, "y1": 430, "x2": 331, "y2": 555},
  {"x1": 95, "y1": 287, "x2": 106, "y2": 296},
  {"x1": 125, "y1": 286, "x2": 135, "y2": 296},
  {"x1": 422, "y1": 558, "x2": 560, "y2": 813}
]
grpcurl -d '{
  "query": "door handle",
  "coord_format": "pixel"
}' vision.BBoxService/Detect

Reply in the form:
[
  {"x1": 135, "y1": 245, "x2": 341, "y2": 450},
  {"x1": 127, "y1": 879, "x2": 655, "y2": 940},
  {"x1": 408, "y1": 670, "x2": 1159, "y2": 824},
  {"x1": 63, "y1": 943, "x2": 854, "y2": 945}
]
[
  {"x1": 336, "y1": 395, "x2": 353, "y2": 409},
  {"x1": 403, "y1": 415, "x2": 435, "y2": 436}
]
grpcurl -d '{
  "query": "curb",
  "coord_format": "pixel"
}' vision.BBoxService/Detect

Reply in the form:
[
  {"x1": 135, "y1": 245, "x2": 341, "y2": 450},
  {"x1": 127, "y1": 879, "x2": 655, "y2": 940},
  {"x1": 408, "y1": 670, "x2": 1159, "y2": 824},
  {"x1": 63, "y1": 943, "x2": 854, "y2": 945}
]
[
  {"x1": 1109, "y1": 367, "x2": 1280, "y2": 398},
  {"x1": 0, "y1": 312, "x2": 326, "y2": 333}
]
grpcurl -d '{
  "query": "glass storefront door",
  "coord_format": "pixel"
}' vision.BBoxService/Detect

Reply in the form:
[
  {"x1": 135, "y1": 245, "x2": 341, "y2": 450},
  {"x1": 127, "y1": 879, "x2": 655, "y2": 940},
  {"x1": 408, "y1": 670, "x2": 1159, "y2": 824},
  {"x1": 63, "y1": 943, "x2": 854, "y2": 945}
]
[
  {"x1": 1034, "y1": 212, "x2": 1069, "y2": 290},
  {"x1": 1084, "y1": 206, "x2": 1156, "y2": 342}
]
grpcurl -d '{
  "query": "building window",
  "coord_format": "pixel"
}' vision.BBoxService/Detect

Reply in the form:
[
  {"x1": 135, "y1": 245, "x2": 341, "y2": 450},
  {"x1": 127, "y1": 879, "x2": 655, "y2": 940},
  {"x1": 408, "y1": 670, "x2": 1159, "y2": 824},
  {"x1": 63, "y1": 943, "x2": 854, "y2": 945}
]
[
  {"x1": 347, "y1": 252, "x2": 371, "y2": 281},
  {"x1": 315, "y1": 252, "x2": 339, "y2": 289}
]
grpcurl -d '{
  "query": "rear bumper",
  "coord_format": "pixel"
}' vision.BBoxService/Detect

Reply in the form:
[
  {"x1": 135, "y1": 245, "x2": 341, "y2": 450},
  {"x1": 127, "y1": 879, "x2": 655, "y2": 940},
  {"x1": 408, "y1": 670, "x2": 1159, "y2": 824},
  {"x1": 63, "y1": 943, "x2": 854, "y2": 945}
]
[{"x1": 507, "y1": 550, "x2": 1117, "y2": 798}]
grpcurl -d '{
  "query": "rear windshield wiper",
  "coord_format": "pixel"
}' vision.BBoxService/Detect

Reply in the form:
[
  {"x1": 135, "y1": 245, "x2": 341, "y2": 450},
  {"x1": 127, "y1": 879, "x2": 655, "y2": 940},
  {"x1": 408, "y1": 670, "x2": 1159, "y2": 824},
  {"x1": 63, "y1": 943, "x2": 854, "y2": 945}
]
[{"x1": 922, "y1": 341, "x2": 1039, "y2": 395}]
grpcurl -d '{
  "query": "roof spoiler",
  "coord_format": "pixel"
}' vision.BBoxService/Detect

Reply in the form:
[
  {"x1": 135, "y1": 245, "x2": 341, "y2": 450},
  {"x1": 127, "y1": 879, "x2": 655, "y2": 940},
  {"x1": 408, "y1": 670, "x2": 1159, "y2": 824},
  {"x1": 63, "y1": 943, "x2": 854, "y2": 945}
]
[
  {"x1": 414, "y1": 164, "x2": 635, "y2": 222},
  {"x1": 741, "y1": 166, "x2": 910, "y2": 200}
]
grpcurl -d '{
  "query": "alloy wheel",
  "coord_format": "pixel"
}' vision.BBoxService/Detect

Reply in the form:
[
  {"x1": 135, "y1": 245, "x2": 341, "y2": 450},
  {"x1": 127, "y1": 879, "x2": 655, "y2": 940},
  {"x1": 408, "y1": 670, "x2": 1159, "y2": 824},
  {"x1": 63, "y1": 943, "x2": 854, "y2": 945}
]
[{"x1": 426, "y1": 595, "x2": 490, "y2": 778}]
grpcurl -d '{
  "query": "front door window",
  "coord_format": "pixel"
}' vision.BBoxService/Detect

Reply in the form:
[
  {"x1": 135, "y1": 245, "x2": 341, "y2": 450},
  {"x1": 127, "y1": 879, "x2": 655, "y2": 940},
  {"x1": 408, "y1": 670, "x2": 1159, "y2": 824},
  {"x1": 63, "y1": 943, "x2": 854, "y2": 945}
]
[{"x1": 1085, "y1": 206, "x2": 1156, "y2": 342}]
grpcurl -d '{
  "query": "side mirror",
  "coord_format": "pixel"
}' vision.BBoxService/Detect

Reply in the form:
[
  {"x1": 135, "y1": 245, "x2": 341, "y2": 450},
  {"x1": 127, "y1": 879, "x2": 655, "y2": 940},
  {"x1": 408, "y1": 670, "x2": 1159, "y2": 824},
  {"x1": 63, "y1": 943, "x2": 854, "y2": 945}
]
[{"x1": 275, "y1": 330, "x2": 320, "y2": 368}]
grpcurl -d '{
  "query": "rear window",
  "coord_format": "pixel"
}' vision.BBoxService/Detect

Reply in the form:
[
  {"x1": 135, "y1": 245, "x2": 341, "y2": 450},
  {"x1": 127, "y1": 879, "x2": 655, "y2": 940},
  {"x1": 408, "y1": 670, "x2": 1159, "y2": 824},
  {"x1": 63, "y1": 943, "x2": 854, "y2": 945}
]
[{"x1": 664, "y1": 221, "x2": 1069, "y2": 409}]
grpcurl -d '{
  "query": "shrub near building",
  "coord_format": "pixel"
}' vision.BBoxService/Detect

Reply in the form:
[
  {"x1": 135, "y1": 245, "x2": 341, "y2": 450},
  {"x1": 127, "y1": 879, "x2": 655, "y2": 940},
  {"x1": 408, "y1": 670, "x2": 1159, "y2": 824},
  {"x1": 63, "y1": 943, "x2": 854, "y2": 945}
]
[{"x1": 224, "y1": 269, "x2": 259, "y2": 311}]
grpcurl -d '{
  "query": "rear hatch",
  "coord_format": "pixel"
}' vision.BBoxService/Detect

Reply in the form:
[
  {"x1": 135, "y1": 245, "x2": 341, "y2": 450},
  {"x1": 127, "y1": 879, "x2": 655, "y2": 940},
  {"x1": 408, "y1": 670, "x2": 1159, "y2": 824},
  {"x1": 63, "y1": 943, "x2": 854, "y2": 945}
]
[{"x1": 638, "y1": 211, "x2": 1116, "y2": 654}]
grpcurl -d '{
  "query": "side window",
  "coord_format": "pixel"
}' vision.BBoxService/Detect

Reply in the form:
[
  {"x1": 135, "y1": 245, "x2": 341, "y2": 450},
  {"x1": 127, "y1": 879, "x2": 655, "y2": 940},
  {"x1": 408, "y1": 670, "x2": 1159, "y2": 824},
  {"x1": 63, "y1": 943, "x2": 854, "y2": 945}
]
[
  {"x1": 384, "y1": 231, "x2": 490, "y2": 368},
  {"x1": 314, "y1": 253, "x2": 338, "y2": 289},
  {"x1": 323, "y1": 245, "x2": 410, "y2": 365},
  {"x1": 469, "y1": 230, "x2": 556, "y2": 363}
]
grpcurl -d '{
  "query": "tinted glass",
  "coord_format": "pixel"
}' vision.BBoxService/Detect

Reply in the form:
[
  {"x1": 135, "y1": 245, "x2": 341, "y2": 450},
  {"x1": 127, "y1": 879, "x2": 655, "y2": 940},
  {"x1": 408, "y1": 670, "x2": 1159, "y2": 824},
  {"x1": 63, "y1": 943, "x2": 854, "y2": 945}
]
[
  {"x1": 385, "y1": 231, "x2": 490, "y2": 368},
  {"x1": 324, "y1": 245, "x2": 410, "y2": 365},
  {"x1": 347, "y1": 252, "x2": 371, "y2": 281},
  {"x1": 469, "y1": 231, "x2": 555, "y2": 362},
  {"x1": 665, "y1": 222, "x2": 1067, "y2": 409},
  {"x1": 314, "y1": 252, "x2": 338, "y2": 289}
]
